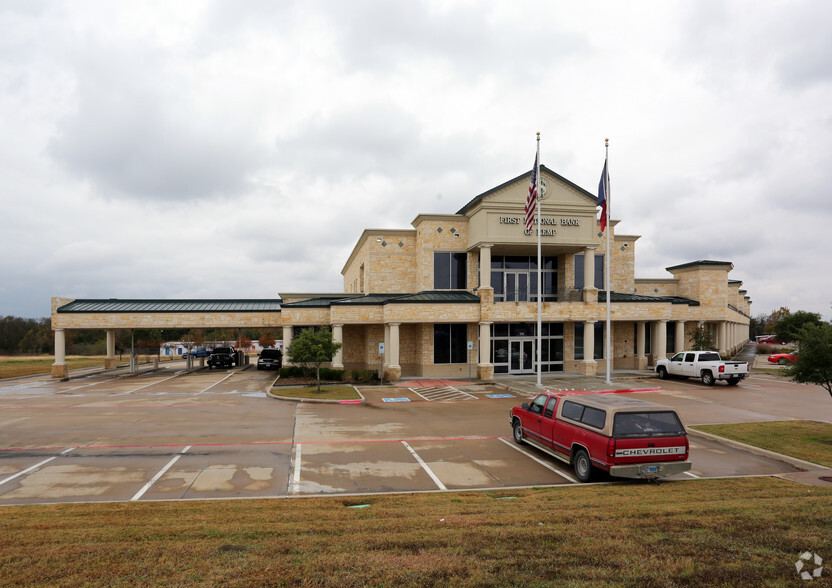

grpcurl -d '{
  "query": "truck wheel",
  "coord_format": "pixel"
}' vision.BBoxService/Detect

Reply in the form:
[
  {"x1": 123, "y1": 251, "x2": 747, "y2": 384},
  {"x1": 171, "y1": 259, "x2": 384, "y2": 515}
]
[
  {"x1": 657, "y1": 366, "x2": 668, "y2": 380},
  {"x1": 573, "y1": 449, "x2": 592, "y2": 483},
  {"x1": 512, "y1": 421, "x2": 525, "y2": 445},
  {"x1": 727, "y1": 378, "x2": 739, "y2": 386},
  {"x1": 701, "y1": 371, "x2": 715, "y2": 386}
]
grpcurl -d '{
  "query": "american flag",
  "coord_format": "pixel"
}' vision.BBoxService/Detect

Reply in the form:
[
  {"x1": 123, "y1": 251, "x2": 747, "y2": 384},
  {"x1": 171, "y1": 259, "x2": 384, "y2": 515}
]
[
  {"x1": 598, "y1": 159, "x2": 608, "y2": 232},
  {"x1": 525, "y1": 153, "x2": 538, "y2": 232}
]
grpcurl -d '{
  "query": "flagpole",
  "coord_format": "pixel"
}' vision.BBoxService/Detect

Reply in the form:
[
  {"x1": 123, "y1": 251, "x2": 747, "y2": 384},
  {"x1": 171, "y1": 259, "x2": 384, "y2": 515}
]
[
  {"x1": 536, "y1": 132, "x2": 542, "y2": 387},
  {"x1": 604, "y1": 138, "x2": 612, "y2": 385}
]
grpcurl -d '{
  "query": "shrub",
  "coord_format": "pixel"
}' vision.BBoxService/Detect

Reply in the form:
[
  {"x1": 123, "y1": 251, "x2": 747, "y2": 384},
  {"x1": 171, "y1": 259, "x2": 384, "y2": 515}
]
[
  {"x1": 351, "y1": 369, "x2": 378, "y2": 382},
  {"x1": 756, "y1": 344, "x2": 772, "y2": 355},
  {"x1": 318, "y1": 368, "x2": 345, "y2": 382}
]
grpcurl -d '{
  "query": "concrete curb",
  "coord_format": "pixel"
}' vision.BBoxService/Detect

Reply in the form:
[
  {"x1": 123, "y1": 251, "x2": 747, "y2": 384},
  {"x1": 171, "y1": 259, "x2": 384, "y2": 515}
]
[
  {"x1": 687, "y1": 427, "x2": 832, "y2": 473},
  {"x1": 267, "y1": 382, "x2": 366, "y2": 404}
]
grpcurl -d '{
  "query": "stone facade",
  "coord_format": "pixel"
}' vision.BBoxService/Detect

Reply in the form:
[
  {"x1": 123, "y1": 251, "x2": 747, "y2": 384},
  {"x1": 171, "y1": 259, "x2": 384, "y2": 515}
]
[{"x1": 51, "y1": 165, "x2": 752, "y2": 380}]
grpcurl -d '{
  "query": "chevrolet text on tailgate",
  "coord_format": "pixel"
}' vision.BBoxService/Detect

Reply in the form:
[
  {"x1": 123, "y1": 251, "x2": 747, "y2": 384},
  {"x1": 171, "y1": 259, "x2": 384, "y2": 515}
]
[{"x1": 509, "y1": 394, "x2": 691, "y2": 482}]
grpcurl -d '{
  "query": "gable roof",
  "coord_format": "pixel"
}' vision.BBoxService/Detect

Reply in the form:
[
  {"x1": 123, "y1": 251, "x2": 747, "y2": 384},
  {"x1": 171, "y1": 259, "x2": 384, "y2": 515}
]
[{"x1": 456, "y1": 164, "x2": 597, "y2": 215}]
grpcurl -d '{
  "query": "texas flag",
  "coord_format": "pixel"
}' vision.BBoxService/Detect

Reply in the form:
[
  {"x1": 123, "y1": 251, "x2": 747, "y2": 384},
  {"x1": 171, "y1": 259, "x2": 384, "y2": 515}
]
[{"x1": 598, "y1": 159, "x2": 609, "y2": 232}]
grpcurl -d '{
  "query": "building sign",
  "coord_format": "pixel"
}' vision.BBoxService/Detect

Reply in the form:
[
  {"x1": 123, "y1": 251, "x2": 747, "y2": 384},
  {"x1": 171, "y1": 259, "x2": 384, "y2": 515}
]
[{"x1": 499, "y1": 216, "x2": 581, "y2": 236}]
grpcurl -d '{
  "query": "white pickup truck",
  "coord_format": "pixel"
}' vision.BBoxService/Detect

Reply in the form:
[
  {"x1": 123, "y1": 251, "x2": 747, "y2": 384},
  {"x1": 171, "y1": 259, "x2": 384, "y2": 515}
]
[{"x1": 655, "y1": 351, "x2": 749, "y2": 386}]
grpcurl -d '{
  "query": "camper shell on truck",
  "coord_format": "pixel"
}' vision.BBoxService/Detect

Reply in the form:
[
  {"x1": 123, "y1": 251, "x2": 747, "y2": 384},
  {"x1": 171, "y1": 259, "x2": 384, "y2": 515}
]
[{"x1": 510, "y1": 393, "x2": 691, "y2": 482}]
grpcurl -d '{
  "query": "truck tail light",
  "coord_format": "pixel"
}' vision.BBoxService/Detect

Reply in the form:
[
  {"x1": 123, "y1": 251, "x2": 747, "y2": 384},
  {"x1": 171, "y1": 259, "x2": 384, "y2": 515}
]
[
  {"x1": 719, "y1": 365, "x2": 725, "y2": 373},
  {"x1": 607, "y1": 438, "x2": 616, "y2": 458}
]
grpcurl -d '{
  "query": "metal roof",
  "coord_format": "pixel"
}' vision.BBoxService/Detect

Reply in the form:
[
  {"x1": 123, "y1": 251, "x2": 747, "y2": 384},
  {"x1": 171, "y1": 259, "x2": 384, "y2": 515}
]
[
  {"x1": 57, "y1": 299, "x2": 282, "y2": 313},
  {"x1": 282, "y1": 291, "x2": 481, "y2": 308},
  {"x1": 598, "y1": 291, "x2": 700, "y2": 306}
]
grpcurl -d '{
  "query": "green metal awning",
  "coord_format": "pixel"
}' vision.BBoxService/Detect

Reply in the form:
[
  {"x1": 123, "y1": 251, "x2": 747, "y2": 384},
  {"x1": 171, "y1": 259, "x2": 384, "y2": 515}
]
[{"x1": 57, "y1": 299, "x2": 283, "y2": 313}]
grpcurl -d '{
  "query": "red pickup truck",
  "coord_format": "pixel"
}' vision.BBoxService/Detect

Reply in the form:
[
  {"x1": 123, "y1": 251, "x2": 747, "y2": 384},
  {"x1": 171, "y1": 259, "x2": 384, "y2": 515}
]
[{"x1": 510, "y1": 393, "x2": 691, "y2": 482}]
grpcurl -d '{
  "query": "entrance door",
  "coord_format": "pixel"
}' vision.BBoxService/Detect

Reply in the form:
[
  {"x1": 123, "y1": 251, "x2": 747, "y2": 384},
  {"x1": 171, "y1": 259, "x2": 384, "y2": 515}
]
[{"x1": 510, "y1": 339, "x2": 535, "y2": 373}]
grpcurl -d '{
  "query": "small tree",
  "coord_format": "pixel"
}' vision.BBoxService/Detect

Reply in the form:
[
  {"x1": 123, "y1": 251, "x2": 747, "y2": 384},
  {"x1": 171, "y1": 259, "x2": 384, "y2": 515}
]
[
  {"x1": 259, "y1": 330, "x2": 277, "y2": 349},
  {"x1": 786, "y1": 323, "x2": 832, "y2": 398},
  {"x1": 287, "y1": 327, "x2": 342, "y2": 391},
  {"x1": 689, "y1": 326, "x2": 715, "y2": 351}
]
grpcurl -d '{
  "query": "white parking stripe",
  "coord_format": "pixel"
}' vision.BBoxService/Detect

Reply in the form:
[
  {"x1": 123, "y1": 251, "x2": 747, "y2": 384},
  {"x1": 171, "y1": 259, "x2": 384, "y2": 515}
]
[
  {"x1": 290, "y1": 444, "x2": 302, "y2": 494},
  {"x1": 123, "y1": 373, "x2": 182, "y2": 395},
  {"x1": 682, "y1": 471, "x2": 700, "y2": 478},
  {"x1": 0, "y1": 447, "x2": 75, "y2": 488},
  {"x1": 498, "y1": 437, "x2": 578, "y2": 483},
  {"x1": 195, "y1": 373, "x2": 235, "y2": 395},
  {"x1": 401, "y1": 441, "x2": 446, "y2": 490},
  {"x1": 130, "y1": 445, "x2": 191, "y2": 501}
]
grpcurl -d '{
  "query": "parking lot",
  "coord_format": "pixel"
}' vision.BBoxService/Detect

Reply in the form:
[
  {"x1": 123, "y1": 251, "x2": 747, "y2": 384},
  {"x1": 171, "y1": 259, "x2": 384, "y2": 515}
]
[{"x1": 0, "y1": 362, "x2": 830, "y2": 505}]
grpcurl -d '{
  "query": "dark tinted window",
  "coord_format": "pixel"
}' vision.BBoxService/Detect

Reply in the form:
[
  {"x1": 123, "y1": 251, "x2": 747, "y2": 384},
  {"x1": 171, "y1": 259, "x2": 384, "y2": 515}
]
[
  {"x1": 699, "y1": 352, "x2": 721, "y2": 362},
  {"x1": 613, "y1": 411, "x2": 685, "y2": 438},
  {"x1": 561, "y1": 401, "x2": 584, "y2": 421},
  {"x1": 684, "y1": 353, "x2": 695, "y2": 362},
  {"x1": 544, "y1": 397, "x2": 557, "y2": 419},
  {"x1": 582, "y1": 407, "x2": 606, "y2": 429},
  {"x1": 434, "y1": 324, "x2": 467, "y2": 364},
  {"x1": 261, "y1": 349, "x2": 281, "y2": 359},
  {"x1": 434, "y1": 252, "x2": 467, "y2": 289}
]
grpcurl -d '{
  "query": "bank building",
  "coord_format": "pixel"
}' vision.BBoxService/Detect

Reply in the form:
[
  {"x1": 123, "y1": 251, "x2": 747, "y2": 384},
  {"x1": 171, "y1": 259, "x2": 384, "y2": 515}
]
[{"x1": 50, "y1": 165, "x2": 752, "y2": 380}]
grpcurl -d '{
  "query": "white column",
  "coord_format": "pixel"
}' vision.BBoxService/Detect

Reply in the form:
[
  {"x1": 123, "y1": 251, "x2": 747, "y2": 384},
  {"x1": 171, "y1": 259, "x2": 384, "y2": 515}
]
[
  {"x1": 479, "y1": 322, "x2": 492, "y2": 365},
  {"x1": 282, "y1": 326, "x2": 293, "y2": 365},
  {"x1": 584, "y1": 321, "x2": 595, "y2": 361},
  {"x1": 718, "y1": 322, "x2": 727, "y2": 356},
  {"x1": 388, "y1": 323, "x2": 400, "y2": 369},
  {"x1": 675, "y1": 321, "x2": 685, "y2": 353},
  {"x1": 332, "y1": 324, "x2": 344, "y2": 369},
  {"x1": 383, "y1": 323, "x2": 390, "y2": 368},
  {"x1": 583, "y1": 247, "x2": 595, "y2": 291},
  {"x1": 655, "y1": 320, "x2": 668, "y2": 362},
  {"x1": 479, "y1": 244, "x2": 492, "y2": 290},
  {"x1": 636, "y1": 321, "x2": 646, "y2": 360},
  {"x1": 54, "y1": 329, "x2": 66, "y2": 365}
]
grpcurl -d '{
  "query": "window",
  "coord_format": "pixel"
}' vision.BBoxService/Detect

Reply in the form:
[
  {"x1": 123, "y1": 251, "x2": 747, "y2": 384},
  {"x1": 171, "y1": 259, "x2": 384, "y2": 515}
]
[
  {"x1": 434, "y1": 252, "x2": 467, "y2": 289},
  {"x1": 490, "y1": 255, "x2": 557, "y2": 302},
  {"x1": 612, "y1": 411, "x2": 685, "y2": 438},
  {"x1": 544, "y1": 397, "x2": 558, "y2": 419},
  {"x1": 529, "y1": 395, "x2": 547, "y2": 415},
  {"x1": 574, "y1": 254, "x2": 604, "y2": 289},
  {"x1": 561, "y1": 401, "x2": 584, "y2": 421},
  {"x1": 582, "y1": 407, "x2": 606, "y2": 429},
  {"x1": 434, "y1": 323, "x2": 467, "y2": 364}
]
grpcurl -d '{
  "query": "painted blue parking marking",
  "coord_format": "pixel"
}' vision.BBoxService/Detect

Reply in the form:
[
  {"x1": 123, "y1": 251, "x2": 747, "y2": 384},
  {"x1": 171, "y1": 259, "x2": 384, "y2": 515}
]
[
  {"x1": 382, "y1": 397, "x2": 411, "y2": 403},
  {"x1": 486, "y1": 394, "x2": 515, "y2": 399}
]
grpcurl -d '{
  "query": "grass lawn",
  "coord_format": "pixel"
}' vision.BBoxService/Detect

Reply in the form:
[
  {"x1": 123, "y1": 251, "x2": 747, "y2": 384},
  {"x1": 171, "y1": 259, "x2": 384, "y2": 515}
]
[
  {"x1": 272, "y1": 384, "x2": 361, "y2": 400},
  {"x1": 0, "y1": 478, "x2": 829, "y2": 586},
  {"x1": 693, "y1": 420, "x2": 832, "y2": 469},
  {"x1": 0, "y1": 355, "x2": 176, "y2": 380}
]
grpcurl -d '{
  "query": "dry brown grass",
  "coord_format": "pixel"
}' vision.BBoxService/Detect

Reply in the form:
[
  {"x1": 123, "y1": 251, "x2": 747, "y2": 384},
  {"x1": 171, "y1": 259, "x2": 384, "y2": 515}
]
[{"x1": 1, "y1": 477, "x2": 830, "y2": 586}]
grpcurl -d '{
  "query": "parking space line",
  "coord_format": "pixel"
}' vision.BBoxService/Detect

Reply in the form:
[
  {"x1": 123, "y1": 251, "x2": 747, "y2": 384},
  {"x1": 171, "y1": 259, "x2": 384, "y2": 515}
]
[
  {"x1": 401, "y1": 441, "x2": 446, "y2": 490},
  {"x1": 498, "y1": 438, "x2": 577, "y2": 483},
  {"x1": 130, "y1": 445, "x2": 191, "y2": 501},
  {"x1": 122, "y1": 373, "x2": 183, "y2": 395},
  {"x1": 0, "y1": 447, "x2": 75, "y2": 488},
  {"x1": 195, "y1": 373, "x2": 235, "y2": 395},
  {"x1": 290, "y1": 443, "x2": 302, "y2": 494}
]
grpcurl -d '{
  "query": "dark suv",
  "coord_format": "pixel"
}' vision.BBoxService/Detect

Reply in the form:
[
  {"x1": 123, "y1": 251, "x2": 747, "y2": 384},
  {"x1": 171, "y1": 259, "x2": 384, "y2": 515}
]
[
  {"x1": 257, "y1": 348, "x2": 283, "y2": 370},
  {"x1": 207, "y1": 347, "x2": 237, "y2": 369}
]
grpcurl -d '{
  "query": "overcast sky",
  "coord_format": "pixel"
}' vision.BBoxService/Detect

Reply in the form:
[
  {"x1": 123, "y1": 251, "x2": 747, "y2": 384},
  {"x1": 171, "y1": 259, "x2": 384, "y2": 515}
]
[{"x1": 1, "y1": 0, "x2": 830, "y2": 322}]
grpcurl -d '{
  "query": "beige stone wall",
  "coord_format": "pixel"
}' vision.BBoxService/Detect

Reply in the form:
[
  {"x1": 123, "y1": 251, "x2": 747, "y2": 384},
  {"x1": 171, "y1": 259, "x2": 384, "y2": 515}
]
[
  {"x1": 413, "y1": 216, "x2": 470, "y2": 291},
  {"x1": 634, "y1": 279, "x2": 681, "y2": 297}
]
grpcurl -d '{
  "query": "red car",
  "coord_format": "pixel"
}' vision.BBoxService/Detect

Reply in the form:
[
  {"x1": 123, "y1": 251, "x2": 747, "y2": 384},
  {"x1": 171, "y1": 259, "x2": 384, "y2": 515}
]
[
  {"x1": 767, "y1": 352, "x2": 797, "y2": 365},
  {"x1": 759, "y1": 337, "x2": 790, "y2": 345}
]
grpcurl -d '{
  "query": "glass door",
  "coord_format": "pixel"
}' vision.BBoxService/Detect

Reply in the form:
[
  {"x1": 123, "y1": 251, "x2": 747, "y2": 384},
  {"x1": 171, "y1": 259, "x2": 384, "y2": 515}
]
[
  {"x1": 509, "y1": 339, "x2": 535, "y2": 373},
  {"x1": 505, "y1": 272, "x2": 529, "y2": 302}
]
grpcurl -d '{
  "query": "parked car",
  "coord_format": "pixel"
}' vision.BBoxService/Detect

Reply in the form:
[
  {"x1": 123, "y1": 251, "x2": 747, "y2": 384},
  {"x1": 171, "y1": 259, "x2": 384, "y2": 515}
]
[
  {"x1": 257, "y1": 348, "x2": 283, "y2": 370},
  {"x1": 655, "y1": 350, "x2": 749, "y2": 386},
  {"x1": 758, "y1": 336, "x2": 790, "y2": 345},
  {"x1": 184, "y1": 347, "x2": 210, "y2": 358},
  {"x1": 207, "y1": 346, "x2": 237, "y2": 369},
  {"x1": 767, "y1": 352, "x2": 797, "y2": 365},
  {"x1": 510, "y1": 393, "x2": 691, "y2": 482}
]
